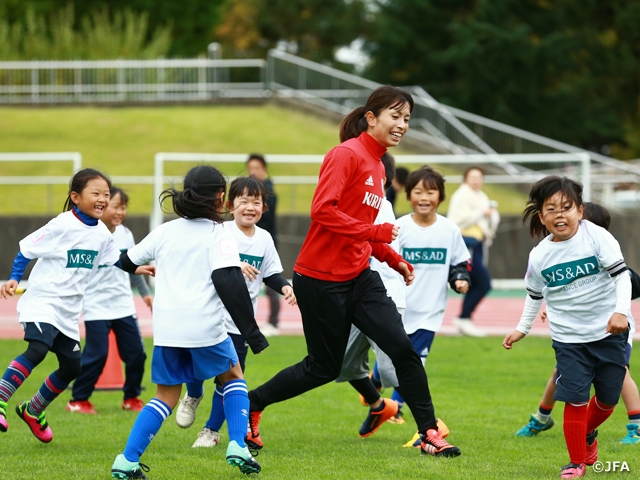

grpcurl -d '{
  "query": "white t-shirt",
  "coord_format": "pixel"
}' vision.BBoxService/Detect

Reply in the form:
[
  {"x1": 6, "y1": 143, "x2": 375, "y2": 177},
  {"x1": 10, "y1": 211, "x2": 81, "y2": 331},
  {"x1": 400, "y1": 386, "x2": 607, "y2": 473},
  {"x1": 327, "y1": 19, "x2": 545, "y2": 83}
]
[
  {"x1": 17, "y1": 210, "x2": 121, "y2": 340},
  {"x1": 222, "y1": 221, "x2": 283, "y2": 335},
  {"x1": 370, "y1": 199, "x2": 405, "y2": 309},
  {"x1": 126, "y1": 217, "x2": 240, "y2": 348},
  {"x1": 525, "y1": 220, "x2": 628, "y2": 343},
  {"x1": 398, "y1": 213, "x2": 470, "y2": 334},
  {"x1": 83, "y1": 224, "x2": 138, "y2": 321}
]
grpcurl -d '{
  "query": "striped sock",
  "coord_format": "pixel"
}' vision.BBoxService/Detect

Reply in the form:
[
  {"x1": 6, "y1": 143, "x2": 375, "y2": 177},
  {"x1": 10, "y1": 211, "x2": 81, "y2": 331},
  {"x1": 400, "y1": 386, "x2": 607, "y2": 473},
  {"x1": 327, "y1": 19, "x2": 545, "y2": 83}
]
[
  {"x1": 564, "y1": 402, "x2": 588, "y2": 465},
  {"x1": 627, "y1": 409, "x2": 640, "y2": 425},
  {"x1": 123, "y1": 398, "x2": 172, "y2": 463},
  {"x1": 205, "y1": 385, "x2": 226, "y2": 432},
  {"x1": 0, "y1": 356, "x2": 33, "y2": 403},
  {"x1": 222, "y1": 379, "x2": 249, "y2": 446},
  {"x1": 536, "y1": 403, "x2": 554, "y2": 423},
  {"x1": 27, "y1": 371, "x2": 67, "y2": 416}
]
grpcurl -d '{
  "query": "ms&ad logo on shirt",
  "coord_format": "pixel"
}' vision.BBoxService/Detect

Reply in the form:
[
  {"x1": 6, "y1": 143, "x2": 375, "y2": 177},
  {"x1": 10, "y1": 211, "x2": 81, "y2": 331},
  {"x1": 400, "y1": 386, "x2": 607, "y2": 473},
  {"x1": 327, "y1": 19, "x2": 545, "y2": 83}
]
[
  {"x1": 402, "y1": 248, "x2": 447, "y2": 264},
  {"x1": 66, "y1": 249, "x2": 99, "y2": 269},
  {"x1": 541, "y1": 256, "x2": 599, "y2": 287}
]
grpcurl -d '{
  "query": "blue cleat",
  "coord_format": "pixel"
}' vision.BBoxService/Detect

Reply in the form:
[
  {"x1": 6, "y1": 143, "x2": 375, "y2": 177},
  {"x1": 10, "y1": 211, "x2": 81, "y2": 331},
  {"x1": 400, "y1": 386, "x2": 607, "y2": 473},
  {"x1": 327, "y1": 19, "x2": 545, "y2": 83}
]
[{"x1": 515, "y1": 414, "x2": 554, "y2": 437}]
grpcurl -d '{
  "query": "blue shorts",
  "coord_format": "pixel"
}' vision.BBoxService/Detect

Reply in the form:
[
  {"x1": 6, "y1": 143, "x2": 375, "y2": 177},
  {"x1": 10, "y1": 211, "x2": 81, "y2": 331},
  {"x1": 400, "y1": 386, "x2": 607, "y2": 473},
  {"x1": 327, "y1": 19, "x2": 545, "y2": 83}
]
[
  {"x1": 151, "y1": 336, "x2": 239, "y2": 386},
  {"x1": 408, "y1": 329, "x2": 436, "y2": 360},
  {"x1": 553, "y1": 332, "x2": 628, "y2": 405},
  {"x1": 23, "y1": 322, "x2": 81, "y2": 360}
]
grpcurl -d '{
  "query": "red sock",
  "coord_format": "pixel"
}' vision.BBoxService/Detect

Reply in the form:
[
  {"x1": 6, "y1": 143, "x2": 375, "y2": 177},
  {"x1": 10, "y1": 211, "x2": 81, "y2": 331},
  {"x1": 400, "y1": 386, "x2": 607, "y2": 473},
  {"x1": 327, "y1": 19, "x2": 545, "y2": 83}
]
[
  {"x1": 564, "y1": 403, "x2": 587, "y2": 464},
  {"x1": 586, "y1": 396, "x2": 615, "y2": 433}
]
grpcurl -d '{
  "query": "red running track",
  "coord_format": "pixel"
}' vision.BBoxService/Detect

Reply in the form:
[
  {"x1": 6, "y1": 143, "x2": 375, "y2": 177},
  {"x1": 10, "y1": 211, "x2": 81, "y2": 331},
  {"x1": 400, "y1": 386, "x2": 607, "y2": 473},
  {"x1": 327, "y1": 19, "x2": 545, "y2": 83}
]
[{"x1": 1, "y1": 294, "x2": 639, "y2": 340}]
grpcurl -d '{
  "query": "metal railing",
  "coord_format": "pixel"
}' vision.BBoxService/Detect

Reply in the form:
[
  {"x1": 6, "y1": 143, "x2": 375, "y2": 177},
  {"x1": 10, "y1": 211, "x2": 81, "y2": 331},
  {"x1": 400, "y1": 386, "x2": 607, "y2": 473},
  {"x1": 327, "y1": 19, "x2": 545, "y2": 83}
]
[{"x1": 0, "y1": 58, "x2": 269, "y2": 104}]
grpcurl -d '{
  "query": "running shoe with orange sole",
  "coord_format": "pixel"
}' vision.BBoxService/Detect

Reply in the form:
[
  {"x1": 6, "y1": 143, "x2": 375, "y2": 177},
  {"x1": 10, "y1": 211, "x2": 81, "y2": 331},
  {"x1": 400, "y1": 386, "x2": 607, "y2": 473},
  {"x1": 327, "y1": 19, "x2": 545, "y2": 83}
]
[
  {"x1": 359, "y1": 399, "x2": 398, "y2": 438},
  {"x1": 420, "y1": 428, "x2": 460, "y2": 457}
]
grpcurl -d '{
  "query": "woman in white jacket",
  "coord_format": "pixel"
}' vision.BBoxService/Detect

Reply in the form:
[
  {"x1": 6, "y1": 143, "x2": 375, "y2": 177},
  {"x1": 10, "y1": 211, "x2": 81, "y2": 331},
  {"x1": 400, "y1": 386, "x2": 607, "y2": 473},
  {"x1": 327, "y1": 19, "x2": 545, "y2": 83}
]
[{"x1": 447, "y1": 166, "x2": 499, "y2": 337}]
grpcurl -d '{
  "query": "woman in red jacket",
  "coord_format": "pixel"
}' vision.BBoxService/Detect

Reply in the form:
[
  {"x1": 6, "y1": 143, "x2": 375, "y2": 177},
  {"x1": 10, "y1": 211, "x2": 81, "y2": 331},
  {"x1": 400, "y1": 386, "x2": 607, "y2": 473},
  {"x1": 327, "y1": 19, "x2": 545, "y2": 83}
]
[{"x1": 247, "y1": 86, "x2": 460, "y2": 458}]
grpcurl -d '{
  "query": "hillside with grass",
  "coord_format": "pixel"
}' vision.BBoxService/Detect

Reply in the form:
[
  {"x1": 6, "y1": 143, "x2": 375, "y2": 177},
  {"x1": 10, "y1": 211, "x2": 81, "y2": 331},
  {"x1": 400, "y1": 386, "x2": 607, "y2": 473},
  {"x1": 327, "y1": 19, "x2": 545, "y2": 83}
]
[{"x1": 0, "y1": 104, "x2": 528, "y2": 217}]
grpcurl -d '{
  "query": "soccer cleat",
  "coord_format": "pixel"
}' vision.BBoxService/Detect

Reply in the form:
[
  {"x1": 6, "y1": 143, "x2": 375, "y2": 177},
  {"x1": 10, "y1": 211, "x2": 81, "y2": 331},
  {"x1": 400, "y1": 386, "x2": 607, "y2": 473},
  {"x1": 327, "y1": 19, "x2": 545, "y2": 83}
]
[
  {"x1": 359, "y1": 399, "x2": 398, "y2": 438},
  {"x1": 245, "y1": 410, "x2": 263, "y2": 450},
  {"x1": 586, "y1": 429, "x2": 598, "y2": 465},
  {"x1": 16, "y1": 401, "x2": 53, "y2": 443},
  {"x1": 122, "y1": 398, "x2": 145, "y2": 412},
  {"x1": 192, "y1": 427, "x2": 221, "y2": 448},
  {"x1": 515, "y1": 414, "x2": 555, "y2": 437},
  {"x1": 226, "y1": 440, "x2": 261, "y2": 474},
  {"x1": 386, "y1": 410, "x2": 405, "y2": 424},
  {"x1": 560, "y1": 462, "x2": 586, "y2": 479},
  {"x1": 111, "y1": 453, "x2": 150, "y2": 479},
  {"x1": 66, "y1": 400, "x2": 98, "y2": 415},
  {"x1": 404, "y1": 419, "x2": 450, "y2": 448},
  {"x1": 0, "y1": 400, "x2": 8, "y2": 432},
  {"x1": 452, "y1": 318, "x2": 487, "y2": 337},
  {"x1": 420, "y1": 429, "x2": 461, "y2": 457},
  {"x1": 620, "y1": 423, "x2": 640, "y2": 445},
  {"x1": 175, "y1": 392, "x2": 203, "y2": 428}
]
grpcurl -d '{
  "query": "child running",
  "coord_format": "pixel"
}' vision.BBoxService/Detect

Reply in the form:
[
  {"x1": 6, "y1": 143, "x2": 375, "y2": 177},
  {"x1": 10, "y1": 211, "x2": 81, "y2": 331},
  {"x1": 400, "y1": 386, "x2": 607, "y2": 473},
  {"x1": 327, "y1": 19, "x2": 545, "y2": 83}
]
[
  {"x1": 503, "y1": 177, "x2": 631, "y2": 479},
  {"x1": 514, "y1": 202, "x2": 640, "y2": 445},
  {"x1": 0, "y1": 168, "x2": 151, "y2": 443},
  {"x1": 67, "y1": 186, "x2": 152, "y2": 415},
  {"x1": 174, "y1": 176, "x2": 296, "y2": 448},
  {"x1": 110, "y1": 165, "x2": 268, "y2": 479},
  {"x1": 364, "y1": 166, "x2": 471, "y2": 445}
]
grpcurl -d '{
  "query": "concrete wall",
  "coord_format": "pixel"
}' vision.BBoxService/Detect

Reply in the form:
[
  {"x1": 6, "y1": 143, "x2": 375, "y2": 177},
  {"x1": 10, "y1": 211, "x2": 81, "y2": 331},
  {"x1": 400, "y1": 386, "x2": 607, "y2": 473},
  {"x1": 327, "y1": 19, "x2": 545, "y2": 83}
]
[{"x1": 2, "y1": 214, "x2": 639, "y2": 281}]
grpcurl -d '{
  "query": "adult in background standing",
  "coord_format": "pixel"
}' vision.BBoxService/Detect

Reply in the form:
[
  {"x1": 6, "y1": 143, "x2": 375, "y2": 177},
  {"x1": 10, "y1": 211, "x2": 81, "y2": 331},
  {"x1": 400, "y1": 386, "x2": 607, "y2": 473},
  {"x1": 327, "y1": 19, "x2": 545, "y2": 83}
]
[
  {"x1": 447, "y1": 166, "x2": 499, "y2": 337},
  {"x1": 246, "y1": 154, "x2": 281, "y2": 337},
  {"x1": 245, "y1": 85, "x2": 461, "y2": 459}
]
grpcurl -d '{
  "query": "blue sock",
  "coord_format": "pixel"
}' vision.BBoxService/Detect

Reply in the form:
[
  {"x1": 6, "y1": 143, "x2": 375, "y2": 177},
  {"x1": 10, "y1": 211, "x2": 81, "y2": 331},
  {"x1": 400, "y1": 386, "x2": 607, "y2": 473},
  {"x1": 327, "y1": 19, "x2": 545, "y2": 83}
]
[
  {"x1": 205, "y1": 385, "x2": 226, "y2": 432},
  {"x1": 222, "y1": 379, "x2": 249, "y2": 446},
  {"x1": 186, "y1": 380, "x2": 204, "y2": 399},
  {"x1": 0, "y1": 355, "x2": 33, "y2": 403},
  {"x1": 28, "y1": 371, "x2": 68, "y2": 416},
  {"x1": 123, "y1": 398, "x2": 172, "y2": 463},
  {"x1": 391, "y1": 389, "x2": 405, "y2": 410}
]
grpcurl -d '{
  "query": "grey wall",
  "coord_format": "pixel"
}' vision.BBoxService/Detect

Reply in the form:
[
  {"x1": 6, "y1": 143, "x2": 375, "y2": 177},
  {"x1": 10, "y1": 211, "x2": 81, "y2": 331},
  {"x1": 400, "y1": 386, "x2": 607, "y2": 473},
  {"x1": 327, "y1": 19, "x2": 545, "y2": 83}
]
[{"x1": 2, "y1": 214, "x2": 639, "y2": 281}]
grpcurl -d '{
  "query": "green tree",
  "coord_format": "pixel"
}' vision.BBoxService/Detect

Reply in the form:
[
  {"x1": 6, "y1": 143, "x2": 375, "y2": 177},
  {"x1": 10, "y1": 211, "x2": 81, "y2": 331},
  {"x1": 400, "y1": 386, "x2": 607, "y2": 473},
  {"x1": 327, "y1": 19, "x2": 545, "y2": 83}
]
[
  {"x1": 364, "y1": 0, "x2": 640, "y2": 152},
  {"x1": 214, "y1": 0, "x2": 371, "y2": 65}
]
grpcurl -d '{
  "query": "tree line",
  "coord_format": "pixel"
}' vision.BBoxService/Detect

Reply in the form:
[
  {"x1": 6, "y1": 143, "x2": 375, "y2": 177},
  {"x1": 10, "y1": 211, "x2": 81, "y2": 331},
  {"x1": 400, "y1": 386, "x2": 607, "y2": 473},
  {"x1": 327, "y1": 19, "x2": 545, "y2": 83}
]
[{"x1": 2, "y1": 0, "x2": 639, "y2": 157}]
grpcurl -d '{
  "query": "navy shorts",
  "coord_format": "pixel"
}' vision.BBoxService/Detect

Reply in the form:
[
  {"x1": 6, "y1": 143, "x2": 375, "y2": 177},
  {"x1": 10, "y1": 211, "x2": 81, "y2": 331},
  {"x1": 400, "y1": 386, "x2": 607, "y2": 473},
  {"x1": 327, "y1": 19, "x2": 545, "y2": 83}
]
[
  {"x1": 553, "y1": 332, "x2": 628, "y2": 405},
  {"x1": 23, "y1": 322, "x2": 82, "y2": 360},
  {"x1": 151, "y1": 336, "x2": 239, "y2": 386}
]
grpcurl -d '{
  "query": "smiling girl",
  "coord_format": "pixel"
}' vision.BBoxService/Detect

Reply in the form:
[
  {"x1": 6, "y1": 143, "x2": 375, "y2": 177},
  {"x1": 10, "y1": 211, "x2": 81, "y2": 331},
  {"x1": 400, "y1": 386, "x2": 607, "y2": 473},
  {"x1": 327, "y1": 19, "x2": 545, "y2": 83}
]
[
  {"x1": 503, "y1": 176, "x2": 631, "y2": 479},
  {"x1": 0, "y1": 169, "x2": 151, "y2": 443},
  {"x1": 245, "y1": 86, "x2": 461, "y2": 459}
]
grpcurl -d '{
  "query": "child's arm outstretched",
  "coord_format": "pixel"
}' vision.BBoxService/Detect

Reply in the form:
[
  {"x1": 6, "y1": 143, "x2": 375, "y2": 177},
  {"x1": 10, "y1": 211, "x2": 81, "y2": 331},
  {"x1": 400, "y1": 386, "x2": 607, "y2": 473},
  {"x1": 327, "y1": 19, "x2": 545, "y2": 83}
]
[
  {"x1": 503, "y1": 293, "x2": 543, "y2": 350},
  {"x1": 1, "y1": 251, "x2": 33, "y2": 299},
  {"x1": 263, "y1": 273, "x2": 297, "y2": 306}
]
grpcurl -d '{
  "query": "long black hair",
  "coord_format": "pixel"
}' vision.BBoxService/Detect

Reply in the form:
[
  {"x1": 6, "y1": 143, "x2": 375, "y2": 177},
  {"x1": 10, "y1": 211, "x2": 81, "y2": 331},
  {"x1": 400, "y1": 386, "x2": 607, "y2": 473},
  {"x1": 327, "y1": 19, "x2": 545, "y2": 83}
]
[
  {"x1": 63, "y1": 168, "x2": 111, "y2": 212},
  {"x1": 522, "y1": 176, "x2": 583, "y2": 239},
  {"x1": 339, "y1": 86, "x2": 414, "y2": 143},
  {"x1": 160, "y1": 165, "x2": 227, "y2": 222}
]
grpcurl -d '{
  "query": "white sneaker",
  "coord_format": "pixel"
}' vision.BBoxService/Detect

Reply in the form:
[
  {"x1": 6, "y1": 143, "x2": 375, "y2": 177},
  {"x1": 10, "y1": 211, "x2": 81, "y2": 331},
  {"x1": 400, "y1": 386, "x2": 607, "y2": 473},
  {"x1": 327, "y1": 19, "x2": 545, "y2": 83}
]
[
  {"x1": 192, "y1": 427, "x2": 221, "y2": 448},
  {"x1": 452, "y1": 318, "x2": 487, "y2": 337},
  {"x1": 176, "y1": 392, "x2": 204, "y2": 428},
  {"x1": 260, "y1": 323, "x2": 280, "y2": 337}
]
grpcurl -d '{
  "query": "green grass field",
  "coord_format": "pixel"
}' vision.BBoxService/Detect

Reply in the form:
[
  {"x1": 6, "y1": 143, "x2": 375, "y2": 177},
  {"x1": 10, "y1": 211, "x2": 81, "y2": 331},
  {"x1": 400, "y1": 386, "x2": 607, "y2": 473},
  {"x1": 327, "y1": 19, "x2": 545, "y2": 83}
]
[
  {"x1": 0, "y1": 105, "x2": 528, "y2": 217},
  {"x1": 1, "y1": 335, "x2": 636, "y2": 479}
]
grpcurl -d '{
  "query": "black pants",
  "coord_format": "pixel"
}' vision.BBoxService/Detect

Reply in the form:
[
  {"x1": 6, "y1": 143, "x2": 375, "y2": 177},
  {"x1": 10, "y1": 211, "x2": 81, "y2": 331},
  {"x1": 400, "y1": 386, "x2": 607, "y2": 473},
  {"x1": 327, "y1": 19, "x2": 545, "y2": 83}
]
[
  {"x1": 71, "y1": 316, "x2": 146, "y2": 401},
  {"x1": 249, "y1": 268, "x2": 437, "y2": 433}
]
